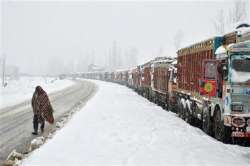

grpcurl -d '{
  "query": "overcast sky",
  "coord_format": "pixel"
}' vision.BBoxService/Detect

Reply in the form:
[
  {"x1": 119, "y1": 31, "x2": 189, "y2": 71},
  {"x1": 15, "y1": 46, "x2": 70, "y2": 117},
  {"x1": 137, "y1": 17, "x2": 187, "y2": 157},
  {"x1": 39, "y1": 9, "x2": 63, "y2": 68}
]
[{"x1": 1, "y1": 0, "x2": 250, "y2": 75}]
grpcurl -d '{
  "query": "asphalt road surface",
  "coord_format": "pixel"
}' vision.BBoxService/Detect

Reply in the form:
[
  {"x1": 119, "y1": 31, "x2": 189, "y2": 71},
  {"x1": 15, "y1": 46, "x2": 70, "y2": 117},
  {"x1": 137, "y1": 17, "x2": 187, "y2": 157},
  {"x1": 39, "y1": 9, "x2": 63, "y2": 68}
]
[{"x1": 0, "y1": 80, "x2": 96, "y2": 164}]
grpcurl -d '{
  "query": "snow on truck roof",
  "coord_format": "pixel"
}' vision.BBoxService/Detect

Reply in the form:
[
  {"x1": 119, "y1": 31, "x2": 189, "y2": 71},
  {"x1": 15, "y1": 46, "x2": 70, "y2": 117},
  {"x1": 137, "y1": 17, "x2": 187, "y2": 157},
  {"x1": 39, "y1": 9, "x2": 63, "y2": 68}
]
[
  {"x1": 152, "y1": 57, "x2": 176, "y2": 64},
  {"x1": 222, "y1": 22, "x2": 250, "y2": 35},
  {"x1": 177, "y1": 37, "x2": 216, "y2": 55},
  {"x1": 178, "y1": 23, "x2": 250, "y2": 56},
  {"x1": 215, "y1": 40, "x2": 250, "y2": 58},
  {"x1": 215, "y1": 44, "x2": 234, "y2": 55},
  {"x1": 228, "y1": 40, "x2": 250, "y2": 53}
]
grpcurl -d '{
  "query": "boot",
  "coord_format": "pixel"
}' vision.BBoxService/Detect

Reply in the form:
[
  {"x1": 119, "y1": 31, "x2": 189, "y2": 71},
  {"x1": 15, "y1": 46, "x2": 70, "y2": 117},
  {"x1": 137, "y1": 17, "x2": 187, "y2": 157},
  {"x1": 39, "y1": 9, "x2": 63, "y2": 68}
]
[{"x1": 32, "y1": 131, "x2": 38, "y2": 135}]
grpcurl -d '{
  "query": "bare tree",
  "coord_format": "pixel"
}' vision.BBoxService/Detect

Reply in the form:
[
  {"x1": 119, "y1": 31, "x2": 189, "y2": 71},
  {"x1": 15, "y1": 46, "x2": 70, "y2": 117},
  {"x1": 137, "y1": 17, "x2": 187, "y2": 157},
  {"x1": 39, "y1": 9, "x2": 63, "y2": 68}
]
[
  {"x1": 213, "y1": 9, "x2": 225, "y2": 35},
  {"x1": 109, "y1": 40, "x2": 122, "y2": 70},
  {"x1": 213, "y1": 0, "x2": 248, "y2": 34},
  {"x1": 173, "y1": 30, "x2": 184, "y2": 50},
  {"x1": 125, "y1": 47, "x2": 138, "y2": 67},
  {"x1": 229, "y1": 0, "x2": 248, "y2": 25}
]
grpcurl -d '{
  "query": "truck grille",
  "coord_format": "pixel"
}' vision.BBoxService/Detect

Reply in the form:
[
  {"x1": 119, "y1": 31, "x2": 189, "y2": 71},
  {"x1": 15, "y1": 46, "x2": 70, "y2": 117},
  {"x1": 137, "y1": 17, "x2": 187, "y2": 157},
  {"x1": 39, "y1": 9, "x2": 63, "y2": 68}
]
[{"x1": 231, "y1": 94, "x2": 250, "y2": 113}]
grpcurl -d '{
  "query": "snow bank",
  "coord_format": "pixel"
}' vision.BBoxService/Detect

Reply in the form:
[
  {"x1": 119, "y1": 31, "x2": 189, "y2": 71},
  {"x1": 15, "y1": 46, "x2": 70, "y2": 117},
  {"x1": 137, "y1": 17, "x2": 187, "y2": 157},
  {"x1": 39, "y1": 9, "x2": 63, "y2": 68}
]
[
  {"x1": 22, "y1": 80, "x2": 250, "y2": 166},
  {"x1": 0, "y1": 77, "x2": 74, "y2": 109}
]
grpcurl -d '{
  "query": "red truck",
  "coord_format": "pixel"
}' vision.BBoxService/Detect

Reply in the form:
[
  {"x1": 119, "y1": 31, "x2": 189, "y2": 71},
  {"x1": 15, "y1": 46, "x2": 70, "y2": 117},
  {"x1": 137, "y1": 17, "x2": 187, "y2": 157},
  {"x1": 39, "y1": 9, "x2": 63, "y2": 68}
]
[
  {"x1": 150, "y1": 57, "x2": 176, "y2": 109},
  {"x1": 139, "y1": 61, "x2": 152, "y2": 99},
  {"x1": 174, "y1": 31, "x2": 250, "y2": 143}
]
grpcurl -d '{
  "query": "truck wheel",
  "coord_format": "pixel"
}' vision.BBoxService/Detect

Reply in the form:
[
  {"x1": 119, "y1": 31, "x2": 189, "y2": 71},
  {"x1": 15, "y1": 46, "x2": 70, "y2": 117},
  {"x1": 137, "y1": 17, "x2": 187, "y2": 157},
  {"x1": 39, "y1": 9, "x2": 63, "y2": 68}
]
[
  {"x1": 184, "y1": 107, "x2": 191, "y2": 123},
  {"x1": 202, "y1": 106, "x2": 212, "y2": 135},
  {"x1": 213, "y1": 110, "x2": 231, "y2": 143},
  {"x1": 180, "y1": 104, "x2": 185, "y2": 119},
  {"x1": 177, "y1": 100, "x2": 182, "y2": 118},
  {"x1": 165, "y1": 102, "x2": 169, "y2": 111},
  {"x1": 214, "y1": 110, "x2": 224, "y2": 141}
]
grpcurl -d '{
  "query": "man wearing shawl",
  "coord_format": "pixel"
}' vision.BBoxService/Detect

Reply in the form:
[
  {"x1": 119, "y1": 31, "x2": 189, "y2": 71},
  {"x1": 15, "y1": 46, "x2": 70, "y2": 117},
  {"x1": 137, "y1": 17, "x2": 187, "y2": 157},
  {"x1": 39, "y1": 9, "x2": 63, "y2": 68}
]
[{"x1": 31, "y1": 86, "x2": 54, "y2": 135}]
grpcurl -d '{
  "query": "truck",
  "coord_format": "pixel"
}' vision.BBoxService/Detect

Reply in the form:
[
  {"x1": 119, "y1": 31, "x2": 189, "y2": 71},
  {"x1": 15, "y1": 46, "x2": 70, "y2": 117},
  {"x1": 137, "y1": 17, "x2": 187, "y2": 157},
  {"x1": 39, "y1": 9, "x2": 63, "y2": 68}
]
[
  {"x1": 140, "y1": 61, "x2": 152, "y2": 99},
  {"x1": 175, "y1": 31, "x2": 250, "y2": 142},
  {"x1": 131, "y1": 66, "x2": 141, "y2": 92},
  {"x1": 151, "y1": 57, "x2": 176, "y2": 109}
]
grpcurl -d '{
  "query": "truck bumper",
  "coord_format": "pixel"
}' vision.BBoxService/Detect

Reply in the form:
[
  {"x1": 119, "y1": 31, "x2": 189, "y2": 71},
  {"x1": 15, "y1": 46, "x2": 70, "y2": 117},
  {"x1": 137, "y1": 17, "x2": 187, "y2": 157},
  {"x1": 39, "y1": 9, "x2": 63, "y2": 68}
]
[
  {"x1": 231, "y1": 131, "x2": 250, "y2": 138},
  {"x1": 224, "y1": 115, "x2": 250, "y2": 138}
]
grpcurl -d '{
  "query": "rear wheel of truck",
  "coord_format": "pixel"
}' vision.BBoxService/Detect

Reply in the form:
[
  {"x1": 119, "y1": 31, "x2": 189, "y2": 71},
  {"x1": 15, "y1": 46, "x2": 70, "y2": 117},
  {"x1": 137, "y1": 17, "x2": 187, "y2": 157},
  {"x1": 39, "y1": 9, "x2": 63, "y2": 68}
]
[
  {"x1": 177, "y1": 100, "x2": 182, "y2": 118},
  {"x1": 202, "y1": 106, "x2": 212, "y2": 135},
  {"x1": 184, "y1": 107, "x2": 192, "y2": 124},
  {"x1": 180, "y1": 104, "x2": 185, "y2": 119},
  {"x1": 165, "y1": 101, "x2": 169, "y2": 111}
]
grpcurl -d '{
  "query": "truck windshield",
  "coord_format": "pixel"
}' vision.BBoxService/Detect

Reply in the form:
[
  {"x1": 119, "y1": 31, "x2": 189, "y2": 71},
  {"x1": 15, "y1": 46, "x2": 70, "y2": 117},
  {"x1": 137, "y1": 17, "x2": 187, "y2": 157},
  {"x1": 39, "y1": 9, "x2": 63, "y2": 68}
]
[{"x1": 231, "y1": 54, "x2": 250, "y2": 83}]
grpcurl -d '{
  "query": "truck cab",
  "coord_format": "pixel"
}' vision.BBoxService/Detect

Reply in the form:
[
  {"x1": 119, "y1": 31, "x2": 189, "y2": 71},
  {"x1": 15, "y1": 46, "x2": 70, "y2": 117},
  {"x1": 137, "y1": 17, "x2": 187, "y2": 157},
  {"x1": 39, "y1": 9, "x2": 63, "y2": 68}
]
[{"x1": 213, "y1": 41, "x2": 250, "y2": 139}]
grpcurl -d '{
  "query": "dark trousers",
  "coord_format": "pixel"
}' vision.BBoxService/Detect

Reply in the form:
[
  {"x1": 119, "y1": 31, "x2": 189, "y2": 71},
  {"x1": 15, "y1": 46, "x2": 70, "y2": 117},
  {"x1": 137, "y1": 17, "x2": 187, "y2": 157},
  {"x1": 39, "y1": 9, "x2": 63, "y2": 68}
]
[{"x1": 33, "y1": 114, "x2": 45, "y2": 132}]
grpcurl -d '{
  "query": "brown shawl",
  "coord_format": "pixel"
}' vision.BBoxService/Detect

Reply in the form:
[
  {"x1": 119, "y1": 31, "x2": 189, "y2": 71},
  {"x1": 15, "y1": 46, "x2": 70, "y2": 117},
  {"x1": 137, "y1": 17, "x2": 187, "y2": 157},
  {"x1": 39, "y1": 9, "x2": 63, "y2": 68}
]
[{"x1": 32, "y1": 86, "x2": 54, "y2": 124}]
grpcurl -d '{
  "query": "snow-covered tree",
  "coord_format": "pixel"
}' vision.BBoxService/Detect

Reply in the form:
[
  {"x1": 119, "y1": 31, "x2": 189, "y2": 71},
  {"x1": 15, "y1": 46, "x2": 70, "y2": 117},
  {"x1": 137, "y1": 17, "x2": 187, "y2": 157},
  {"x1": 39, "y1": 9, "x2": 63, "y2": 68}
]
[
  {"x1": 213, "y1": 0, "x2": 249, "y2": 34},
  {"x1": 107, "y1": 41, "x2": 123, "y2": 70},
  {"x1": 213, "y1": 9, "x2": 226, "y2": 35},
  {"x1": 124, "y1": 47, "x2": 138, "y2": 68},
  {"x1": 229, "y1": 0, "x2": 248, "y2": 25}
]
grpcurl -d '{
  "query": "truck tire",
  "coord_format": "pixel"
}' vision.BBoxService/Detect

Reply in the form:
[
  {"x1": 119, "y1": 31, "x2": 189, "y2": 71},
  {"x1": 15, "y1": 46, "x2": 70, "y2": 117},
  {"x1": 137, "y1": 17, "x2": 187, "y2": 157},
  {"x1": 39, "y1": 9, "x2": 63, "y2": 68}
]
[
  {"x1": 177, "y1": 100, "x2": 182, "y2": 118},
  {"x1": 202, "y1": 106, "x2": 212, "y2": 135},
  {"x1": 180, "y1": 103, "x2": 185, "y2": 119},
  {"x1": 165, "y1": 101, "x2": 169, "y2": 111},
  {"x1": 184, "y1": 107, "x2": 192, "y2": 124},
  {"x1": 214, "y1": 109, "x2": 224, "y2": 141},
  {"x1": 213, "y1": 109, "x2": 231, "y2": 143}
]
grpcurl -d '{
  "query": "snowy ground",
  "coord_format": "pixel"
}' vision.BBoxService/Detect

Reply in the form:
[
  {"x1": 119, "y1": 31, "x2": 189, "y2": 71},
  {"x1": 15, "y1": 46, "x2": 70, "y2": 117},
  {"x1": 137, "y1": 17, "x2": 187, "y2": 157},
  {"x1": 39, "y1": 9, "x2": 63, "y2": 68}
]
[
  {"x1": 0, "y1": 77, "x2": 74, "y2": 109},
  {"x1": 22, "y1": 80, "x2": 250, "y2": 166}
]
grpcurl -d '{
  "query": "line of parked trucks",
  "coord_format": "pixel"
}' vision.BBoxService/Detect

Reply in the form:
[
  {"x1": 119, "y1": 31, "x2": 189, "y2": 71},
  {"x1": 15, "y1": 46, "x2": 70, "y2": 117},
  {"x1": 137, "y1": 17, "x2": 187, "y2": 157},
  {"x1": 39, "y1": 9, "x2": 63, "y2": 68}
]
[{"x1": 80, "y1": 25, "x2": 250, "y2": 144}]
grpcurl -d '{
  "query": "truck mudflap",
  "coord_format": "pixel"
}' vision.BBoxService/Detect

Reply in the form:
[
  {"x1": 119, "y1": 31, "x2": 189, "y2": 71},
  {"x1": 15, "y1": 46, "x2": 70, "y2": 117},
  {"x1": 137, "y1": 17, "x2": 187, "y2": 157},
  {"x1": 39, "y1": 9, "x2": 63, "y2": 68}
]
[{"x1": 231, "y1": 131, "x2": 250, "y2": 138}]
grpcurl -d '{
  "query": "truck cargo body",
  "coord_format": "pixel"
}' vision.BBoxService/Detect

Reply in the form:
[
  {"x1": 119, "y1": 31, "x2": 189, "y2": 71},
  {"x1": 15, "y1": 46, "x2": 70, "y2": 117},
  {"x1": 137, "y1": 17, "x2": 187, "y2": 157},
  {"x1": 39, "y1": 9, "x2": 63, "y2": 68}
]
[{"x1": 177, "y1": 37, "x2": 223, "y2": 93}]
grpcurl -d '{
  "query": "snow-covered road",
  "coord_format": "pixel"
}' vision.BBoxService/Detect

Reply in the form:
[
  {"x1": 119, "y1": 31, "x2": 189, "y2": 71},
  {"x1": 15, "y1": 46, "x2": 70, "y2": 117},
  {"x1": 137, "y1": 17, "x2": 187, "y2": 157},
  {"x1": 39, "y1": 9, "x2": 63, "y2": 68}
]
[
  {"x1": 0, "y1": 79, "x2": 96, "y2": 164},
  {"x1": 22, "y1": 80, "x2": 250, "y2": 166}
]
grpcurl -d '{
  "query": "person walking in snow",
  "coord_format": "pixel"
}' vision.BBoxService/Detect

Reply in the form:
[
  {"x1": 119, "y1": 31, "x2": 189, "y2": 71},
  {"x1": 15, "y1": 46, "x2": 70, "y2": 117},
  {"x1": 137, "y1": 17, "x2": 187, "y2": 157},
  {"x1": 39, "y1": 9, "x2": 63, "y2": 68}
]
[{"x1": 31, "y1": 86, "x2": 54, "y2": 135}]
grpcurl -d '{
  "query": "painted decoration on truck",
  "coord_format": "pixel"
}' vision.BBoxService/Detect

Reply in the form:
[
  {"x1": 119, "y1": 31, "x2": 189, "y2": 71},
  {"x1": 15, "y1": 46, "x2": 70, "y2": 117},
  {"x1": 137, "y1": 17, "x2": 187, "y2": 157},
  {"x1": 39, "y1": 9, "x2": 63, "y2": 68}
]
[
  {"x1": 204, "y1": 82, "x2": 213, "y2": 93},
  {"x1": 202, "y1": 80, "x2": 217, "y2": 97}
]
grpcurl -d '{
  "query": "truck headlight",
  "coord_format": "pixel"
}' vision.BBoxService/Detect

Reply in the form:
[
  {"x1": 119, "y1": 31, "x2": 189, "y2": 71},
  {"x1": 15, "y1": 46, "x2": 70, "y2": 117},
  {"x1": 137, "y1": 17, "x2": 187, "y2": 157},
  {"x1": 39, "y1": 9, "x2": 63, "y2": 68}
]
[{"x1": 231, "y1": 103, "x2": 244, "y2": 112}]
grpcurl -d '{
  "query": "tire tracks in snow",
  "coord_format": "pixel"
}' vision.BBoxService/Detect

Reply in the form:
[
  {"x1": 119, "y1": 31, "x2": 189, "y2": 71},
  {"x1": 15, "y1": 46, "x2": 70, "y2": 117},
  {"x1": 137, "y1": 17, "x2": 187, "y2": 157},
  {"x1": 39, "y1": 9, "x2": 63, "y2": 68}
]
[{"x1": 0, "y1": 80, "x2": 97, "y2": 164}]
